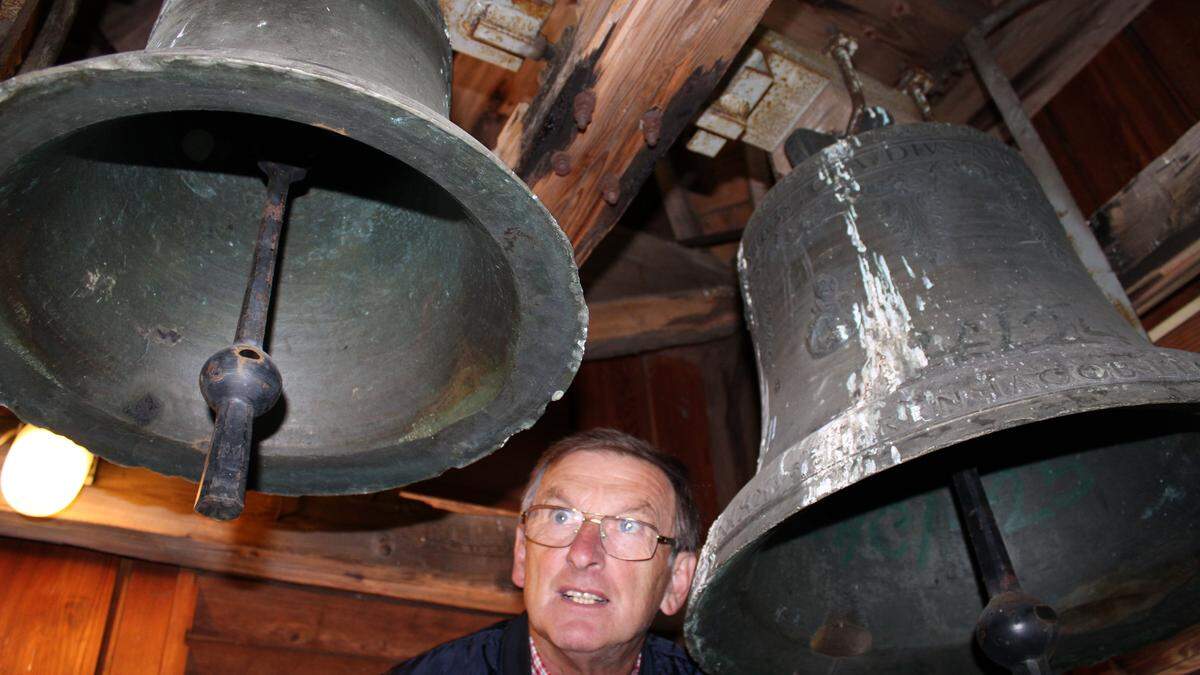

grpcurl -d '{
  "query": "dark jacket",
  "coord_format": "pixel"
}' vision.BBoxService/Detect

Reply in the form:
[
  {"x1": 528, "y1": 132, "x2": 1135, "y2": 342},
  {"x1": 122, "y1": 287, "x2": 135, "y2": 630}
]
[{"x1": 388, "y1": 613, "x2": 701, "y2": 674}]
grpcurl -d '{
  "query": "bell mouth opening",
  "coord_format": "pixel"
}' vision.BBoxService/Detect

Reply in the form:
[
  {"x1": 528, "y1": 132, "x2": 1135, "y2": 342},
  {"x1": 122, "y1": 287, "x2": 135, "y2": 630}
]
[
  {"x1": 0, "y1": 109, "x2": 518, "y2": 470},
  {"x1": 690, "y1": 406, "x2": 1200, "y2": 674}
]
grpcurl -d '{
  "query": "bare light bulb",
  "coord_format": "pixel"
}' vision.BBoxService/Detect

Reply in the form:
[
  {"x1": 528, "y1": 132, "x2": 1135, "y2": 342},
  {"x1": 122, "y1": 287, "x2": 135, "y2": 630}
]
[{"x1": 0, "y1": 425, "x2": 94, "y2": 517}]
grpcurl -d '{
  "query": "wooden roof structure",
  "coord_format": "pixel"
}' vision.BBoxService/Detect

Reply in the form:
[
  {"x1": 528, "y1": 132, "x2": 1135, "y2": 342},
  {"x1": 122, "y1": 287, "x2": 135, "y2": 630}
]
[{"x1": 2, "y1": 0, "x2": 1200, "y2": 671}]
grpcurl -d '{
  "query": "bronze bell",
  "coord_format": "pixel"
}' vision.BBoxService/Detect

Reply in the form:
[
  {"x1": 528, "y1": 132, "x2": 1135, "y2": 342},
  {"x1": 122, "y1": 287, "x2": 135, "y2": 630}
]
[
  {"x1": 685, "y1": 123, "x2": 1200, "y2": 673},
  {"x1": 0, "y1": 0, "x2": 586, "y2": 506}
]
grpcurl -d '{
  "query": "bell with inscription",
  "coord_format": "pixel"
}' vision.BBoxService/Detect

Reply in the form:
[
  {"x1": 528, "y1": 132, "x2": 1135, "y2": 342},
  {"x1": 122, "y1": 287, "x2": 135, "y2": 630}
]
[
  {"x1": 0, "y1": 0, "x2": 586, "y2": 517},
  {"x1": 686, "y1": 124, "x2": 1200, "y2": 673}
]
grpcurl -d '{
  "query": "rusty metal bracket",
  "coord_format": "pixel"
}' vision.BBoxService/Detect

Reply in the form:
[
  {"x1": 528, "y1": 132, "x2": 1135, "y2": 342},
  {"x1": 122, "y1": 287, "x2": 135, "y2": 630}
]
[
  {"x1": 686, "y1": 30, "x2": 913, "y2": 158},
  {"x1": 438, "y1": 0, "x2": 552, "y2": 71},
  {"x1": 686, "y1": 31, "x2": 829, "y2": 157}
]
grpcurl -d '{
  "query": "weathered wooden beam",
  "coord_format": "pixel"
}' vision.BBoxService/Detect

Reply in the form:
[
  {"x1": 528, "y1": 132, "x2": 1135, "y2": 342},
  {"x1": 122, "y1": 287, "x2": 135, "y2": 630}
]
[
  {"x1": 16, "y1": 0, "x2": 79, "y2": 73},
  {"x1": 581, "y1": 229, "x2": 740, "y2": 360},
  {"x1": 586, "y1": 287, "x2": 740, "y2": 361},
  {"x1": 0, "y1": 455, "x2": 523, "y2": 614},
  {"x1": 935, "y1": 0, "x2": 1152, "y2": 128},
  {"x1": 0, "y1": 0, "x2": 46, "y2": 78},
  {"x1": 655, "y1": 145, "x2": 769, "y2": 246},
  {"x1": 1095, "y1": 120, "x2": 1200, "y2": 315},
  {"x1": 493, "y1": 0, "x2": 772, "y2": 264}
]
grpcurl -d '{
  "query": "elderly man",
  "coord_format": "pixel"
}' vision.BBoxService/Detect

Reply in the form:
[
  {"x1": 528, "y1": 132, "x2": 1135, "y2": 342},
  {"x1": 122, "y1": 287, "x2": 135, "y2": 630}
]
[{"x1": 392, "y1": 428, "x2": 702, "y2": 674}]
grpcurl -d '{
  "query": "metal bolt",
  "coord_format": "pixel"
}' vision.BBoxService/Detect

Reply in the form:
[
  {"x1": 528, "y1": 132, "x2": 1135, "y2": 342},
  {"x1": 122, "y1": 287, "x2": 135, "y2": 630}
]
[
  {"x1": 573, "y1": 90, "x2": 596, "y2": 131},
  {"x1": 828, "y1": 33, "x2": 858, "y2": 61},
  {"x1": 600, "y1": 174, "x2": 620, "y2": 205},
  {"x1": 551, "y1": 151, "x2": 572, "y2": 176},
  {"x1": 828, "y1": 33, "x2": 866, "y2": 136},
  {"x1": 640, "y1": 108, "x2": 663, "y2": 147},
  {"x1": 899, "y1": 67, "x2": 934, "y2": 121}
]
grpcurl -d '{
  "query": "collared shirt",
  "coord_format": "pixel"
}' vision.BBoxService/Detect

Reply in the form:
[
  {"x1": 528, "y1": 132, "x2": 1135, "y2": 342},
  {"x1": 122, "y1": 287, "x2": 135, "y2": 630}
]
[
  {"x1": 389, "y1": 614, "x2": 699, "y2": 674},
  {"x1": 529, "y1": 637, "x2": 642, "y2": 675}
]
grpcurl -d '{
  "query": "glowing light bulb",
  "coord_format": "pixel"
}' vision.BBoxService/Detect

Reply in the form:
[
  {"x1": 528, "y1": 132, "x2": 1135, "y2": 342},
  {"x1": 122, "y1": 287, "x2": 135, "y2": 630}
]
[{"x1": 0, "y1": 425, "x2": 94, "y2": 517}]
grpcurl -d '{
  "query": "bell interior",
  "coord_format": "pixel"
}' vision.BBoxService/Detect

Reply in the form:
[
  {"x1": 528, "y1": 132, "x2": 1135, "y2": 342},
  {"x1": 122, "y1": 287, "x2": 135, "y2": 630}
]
[
  {"x1": 0, "y1": 111, "x2": 518, "y2": 480},
  {"x1": 693, "y1": 407, "x2": 1200, "y2": 674}
]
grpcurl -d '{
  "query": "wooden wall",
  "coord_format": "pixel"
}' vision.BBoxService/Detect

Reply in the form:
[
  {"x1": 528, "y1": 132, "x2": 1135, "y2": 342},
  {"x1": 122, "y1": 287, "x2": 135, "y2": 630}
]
[{"x1": 0, "y1": 537, "x2": 510, "y2": 674}]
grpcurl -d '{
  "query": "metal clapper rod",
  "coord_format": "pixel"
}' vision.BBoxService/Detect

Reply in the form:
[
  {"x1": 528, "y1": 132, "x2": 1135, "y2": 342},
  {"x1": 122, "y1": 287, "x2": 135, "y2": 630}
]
[
  {"x1": 950, "y1": 468, "x2": 1060, "y2": 674},
  {"x1": 897, "y1": 52, "x2": 1060, "y2": 675},
  {"x1": 194, "y1": 161, "x2": 306, "y2": 520}
]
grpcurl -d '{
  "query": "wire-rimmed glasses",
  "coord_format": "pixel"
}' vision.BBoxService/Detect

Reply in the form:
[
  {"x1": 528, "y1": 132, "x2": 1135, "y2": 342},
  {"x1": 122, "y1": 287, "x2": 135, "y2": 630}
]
[{"x1": 521, "y1": 504, "x2": 675, "y2": 562}]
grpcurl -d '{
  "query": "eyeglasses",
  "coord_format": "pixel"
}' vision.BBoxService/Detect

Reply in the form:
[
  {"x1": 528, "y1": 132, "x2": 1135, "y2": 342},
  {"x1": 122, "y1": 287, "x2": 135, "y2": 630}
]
[{"x1": 521, "y1": 505, "x2": 675, "y2": 562}]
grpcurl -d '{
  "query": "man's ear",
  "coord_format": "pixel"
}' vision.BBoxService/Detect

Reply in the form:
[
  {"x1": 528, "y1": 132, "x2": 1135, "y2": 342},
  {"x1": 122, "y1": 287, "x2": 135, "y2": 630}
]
[
  {"x1": 512, "y1": 525, "x2": 527, "y2": 589},
  {"x1": 659, "y1": 551, "x2": 697, "y2": 616}
]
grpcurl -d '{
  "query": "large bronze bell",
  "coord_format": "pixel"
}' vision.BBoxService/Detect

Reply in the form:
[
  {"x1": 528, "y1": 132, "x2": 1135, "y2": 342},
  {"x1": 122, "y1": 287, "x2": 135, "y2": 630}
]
[
  {"x1": 686, "y1": 124, "x2": 1200, "y2": 673},
  {"x1": 0, "y1": 0, "x2": 586, "y2": 503}
]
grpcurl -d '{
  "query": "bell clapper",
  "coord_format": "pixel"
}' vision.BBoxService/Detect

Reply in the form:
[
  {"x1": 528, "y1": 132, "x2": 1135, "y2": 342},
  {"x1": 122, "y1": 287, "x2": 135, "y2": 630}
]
[
  {"x1": 950, "y1": 467, "x2": 1060, "y2": 674},
  {"x1": 194, "y1": 161, "x2": 306, "y2": 521}
]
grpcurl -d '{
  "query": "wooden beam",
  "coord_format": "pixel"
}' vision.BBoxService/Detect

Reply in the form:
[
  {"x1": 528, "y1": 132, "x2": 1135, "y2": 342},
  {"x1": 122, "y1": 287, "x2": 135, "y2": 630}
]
[
  {"x1": 586, "y1": 287, "x2": 740, "y2": 361},
  {"x1": 0, "y1": 454, "x2": 523, "y2": 615},
  {"x1": 1094, "y1": 121, "x2": 1200, "y2": 314},
  {"x1": 187, "y1": 574, "x2": 507, "y2": 665},
  {"x1": 935, "y1": 0, "x2": 1152, "y2": 128},
  {"x1": 759, "y1": 0, "x2": 984, "y2": 91},
  {"x1": 493, "y1": 0, "x2": 772, "y2": 264},
  {"x1": 0, "y1": 0, "x2": 46, "y2": 78},
  {"x1": 655, "y1": 145, "x2": 770, "y2": 246},
  {"x1": 581, "y1": 229, "x2": 740, "y2": 360}
]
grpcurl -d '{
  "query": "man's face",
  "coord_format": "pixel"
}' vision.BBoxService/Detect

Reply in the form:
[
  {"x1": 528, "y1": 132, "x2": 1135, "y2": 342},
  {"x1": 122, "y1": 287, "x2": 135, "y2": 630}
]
[{"x1": 512, "y1": 450, "x2": 697, "y2": 658}]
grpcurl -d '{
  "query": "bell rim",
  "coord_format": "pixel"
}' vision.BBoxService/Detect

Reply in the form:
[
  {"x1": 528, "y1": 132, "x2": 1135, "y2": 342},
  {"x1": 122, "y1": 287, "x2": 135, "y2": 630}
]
[
  {"x1": 685, "y1": 376, "x2": 1200, "y2": 670},
  {"x1": 0, "y1": 50, "x2": 588, "y2": 495},
  {"x1": 687, "y1": 344, "x2": 1200, "y2": 615}
]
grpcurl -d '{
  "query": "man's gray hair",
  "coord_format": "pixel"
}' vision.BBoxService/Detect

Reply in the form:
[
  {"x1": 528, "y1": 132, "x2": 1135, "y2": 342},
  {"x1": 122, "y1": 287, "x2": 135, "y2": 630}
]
[{"x1": 519, "y1": 428, "x2": 701, "y2": 555}]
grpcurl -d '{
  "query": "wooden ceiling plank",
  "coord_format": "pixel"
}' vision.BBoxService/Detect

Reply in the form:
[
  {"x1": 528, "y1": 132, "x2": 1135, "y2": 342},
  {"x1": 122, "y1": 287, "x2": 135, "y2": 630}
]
[
  {"x1": 494, "y1": 0, "x2": 773, "y2": 265},
  {"x1": 0, "y1": 457, "x2": 522, "y2": 614},
  {"x1": 935, "y1": 0, "x2": 1153, "y2": 128}
]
